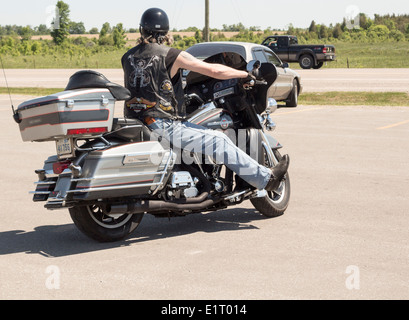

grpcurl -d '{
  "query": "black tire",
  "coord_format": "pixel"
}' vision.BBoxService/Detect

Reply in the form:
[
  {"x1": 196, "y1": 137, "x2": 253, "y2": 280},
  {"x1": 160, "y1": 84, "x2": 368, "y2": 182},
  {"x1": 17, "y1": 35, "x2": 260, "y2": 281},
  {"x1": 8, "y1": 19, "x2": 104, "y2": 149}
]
[
  {"x1": 313, "y1": 62, "x2": 324, "y2": 69},
  {"x1": 251, "y1": 149, "x2": 291, "y2": 218},
  {"x1": 286, "y1": 79, "x2": 299, "y2": 108},
  {"x1": 299, "y1": 54, "x2": 314, "y2": 69},
  {"x1": 69, "y1": 205, "x2": 144, "y2": 242}
]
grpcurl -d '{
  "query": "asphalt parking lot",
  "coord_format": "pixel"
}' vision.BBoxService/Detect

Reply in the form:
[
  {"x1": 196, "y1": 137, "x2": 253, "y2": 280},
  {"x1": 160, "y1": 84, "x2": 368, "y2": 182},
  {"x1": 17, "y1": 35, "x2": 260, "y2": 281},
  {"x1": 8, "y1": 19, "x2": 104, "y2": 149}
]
[{"x1": 1, "y1": 94, "x2": 408, "y2": 300}]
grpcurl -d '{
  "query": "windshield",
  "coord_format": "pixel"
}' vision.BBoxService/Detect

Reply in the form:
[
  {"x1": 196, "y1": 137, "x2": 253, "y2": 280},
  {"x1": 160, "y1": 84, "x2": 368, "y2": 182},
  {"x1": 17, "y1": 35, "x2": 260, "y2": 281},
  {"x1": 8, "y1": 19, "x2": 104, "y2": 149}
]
[
  {"x1": 186, "y1": 52, "x2": 246, "y2": 85},
  {"x1": 289, "y1": 36, "x2": 298, "y2": 45}
]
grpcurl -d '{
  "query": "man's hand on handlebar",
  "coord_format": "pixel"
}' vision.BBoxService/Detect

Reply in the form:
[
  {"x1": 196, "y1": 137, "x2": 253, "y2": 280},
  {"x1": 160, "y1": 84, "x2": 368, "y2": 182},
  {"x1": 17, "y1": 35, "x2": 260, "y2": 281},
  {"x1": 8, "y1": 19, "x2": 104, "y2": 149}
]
[{"x1": 242, "y1": 72, "x2": 256, "y2": 90}]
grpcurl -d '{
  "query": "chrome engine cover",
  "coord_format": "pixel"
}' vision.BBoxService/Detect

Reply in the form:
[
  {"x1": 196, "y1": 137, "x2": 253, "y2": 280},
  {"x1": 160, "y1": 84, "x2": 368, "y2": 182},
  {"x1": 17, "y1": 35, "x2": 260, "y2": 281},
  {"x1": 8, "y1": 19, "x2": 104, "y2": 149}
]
[{"x1": 169, "y1": 171, "x2": 199, "y2": 199}]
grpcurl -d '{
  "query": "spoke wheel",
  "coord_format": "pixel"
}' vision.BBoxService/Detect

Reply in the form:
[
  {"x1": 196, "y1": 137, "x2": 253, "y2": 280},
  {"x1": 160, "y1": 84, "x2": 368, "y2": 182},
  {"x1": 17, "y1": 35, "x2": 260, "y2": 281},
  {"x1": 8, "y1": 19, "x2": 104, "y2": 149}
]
[{"x1": 69, "y1": 204, "x2": 144, "y2": 242}]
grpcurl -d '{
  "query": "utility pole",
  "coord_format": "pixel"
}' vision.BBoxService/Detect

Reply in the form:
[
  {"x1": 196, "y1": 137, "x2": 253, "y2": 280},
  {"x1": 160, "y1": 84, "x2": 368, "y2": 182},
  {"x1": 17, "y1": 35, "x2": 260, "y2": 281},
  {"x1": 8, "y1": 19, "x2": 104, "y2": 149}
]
[{"x1": 204, "y1": 0, "x2": 210, "y2": 42}]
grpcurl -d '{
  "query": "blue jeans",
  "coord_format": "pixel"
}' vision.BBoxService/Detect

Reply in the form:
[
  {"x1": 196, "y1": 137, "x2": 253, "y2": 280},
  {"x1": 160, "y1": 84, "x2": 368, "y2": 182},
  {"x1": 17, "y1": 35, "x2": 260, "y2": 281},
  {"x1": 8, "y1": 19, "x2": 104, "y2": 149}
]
[{"x1": 147, "y1": 118, "x2": 272, "y2": 190}]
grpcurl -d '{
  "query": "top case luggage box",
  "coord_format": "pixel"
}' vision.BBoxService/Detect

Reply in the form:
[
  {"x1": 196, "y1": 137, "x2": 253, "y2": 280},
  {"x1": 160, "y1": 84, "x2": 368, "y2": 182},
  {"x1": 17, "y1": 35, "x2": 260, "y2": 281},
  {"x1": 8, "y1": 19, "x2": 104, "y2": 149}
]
[{"x1": 17, "y1": 88, "x2": 115, "y2": 142}]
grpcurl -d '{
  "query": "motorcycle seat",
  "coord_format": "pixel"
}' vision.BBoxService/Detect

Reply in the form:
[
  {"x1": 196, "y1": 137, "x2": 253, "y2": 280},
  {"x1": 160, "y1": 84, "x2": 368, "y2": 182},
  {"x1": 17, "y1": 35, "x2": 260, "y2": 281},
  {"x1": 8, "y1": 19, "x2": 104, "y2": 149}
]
[
  {"x1": 65, "y1": 70, "x2": 131, "y2": 101},
  {"x1": 105, "y1": 118, "x2": 151, "y2": 142}
]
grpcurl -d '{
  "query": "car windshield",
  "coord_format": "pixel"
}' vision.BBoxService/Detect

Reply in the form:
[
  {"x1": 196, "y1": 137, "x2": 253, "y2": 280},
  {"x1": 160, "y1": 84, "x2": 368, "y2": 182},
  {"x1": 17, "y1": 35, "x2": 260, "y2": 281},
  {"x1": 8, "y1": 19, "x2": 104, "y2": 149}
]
[{"x1": 264, "y1": 50, "x2": 282, "y2": 67}]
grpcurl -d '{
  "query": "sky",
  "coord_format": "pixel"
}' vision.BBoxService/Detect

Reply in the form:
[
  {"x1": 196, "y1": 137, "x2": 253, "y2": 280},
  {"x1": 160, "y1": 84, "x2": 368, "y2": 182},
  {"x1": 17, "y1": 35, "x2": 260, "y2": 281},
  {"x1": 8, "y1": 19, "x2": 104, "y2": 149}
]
[{"x1": 0, "y1": 0, "x2": 408, "y2": 31}]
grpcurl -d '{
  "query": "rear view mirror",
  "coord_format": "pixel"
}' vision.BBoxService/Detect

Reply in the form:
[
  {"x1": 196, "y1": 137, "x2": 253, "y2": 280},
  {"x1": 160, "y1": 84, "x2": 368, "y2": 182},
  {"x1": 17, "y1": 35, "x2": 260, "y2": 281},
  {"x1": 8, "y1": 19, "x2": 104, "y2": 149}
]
[{"x1": 246, "y1": 60, "x2": 261, "y2": 73}]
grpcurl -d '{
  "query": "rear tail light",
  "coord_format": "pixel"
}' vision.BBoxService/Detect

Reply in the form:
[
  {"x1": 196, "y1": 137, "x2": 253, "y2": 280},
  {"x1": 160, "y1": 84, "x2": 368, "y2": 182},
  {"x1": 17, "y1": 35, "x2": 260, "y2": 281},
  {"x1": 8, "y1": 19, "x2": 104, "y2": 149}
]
[
  {"x1": 67, "y1": 127, "x2": 108, "y2": 136},
  {"x1": 53, "y1": 161, "x2": 71, "y2": 174},
  {"x1": 323, "y1": 47, "x2": 327, "y2": 54}
]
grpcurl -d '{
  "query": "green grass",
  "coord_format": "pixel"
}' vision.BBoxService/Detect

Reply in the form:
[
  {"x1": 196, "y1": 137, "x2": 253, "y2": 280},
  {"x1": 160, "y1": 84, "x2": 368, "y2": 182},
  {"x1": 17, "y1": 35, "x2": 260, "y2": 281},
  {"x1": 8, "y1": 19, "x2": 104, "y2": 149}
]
[
  {"x1": 2, "y1": 50, "x2": 126, "y2": 69},
  {"x1": 2, "y1": 87, "x2": 408, "y2": 106},
  {"x1": 0, "y1": 51, "x2": 124, "y2": 69},
  {"x1": 1, "y1": 41, "x2": 409, "y2": 69},
  {"x1": 299, "y1": 91, "x2": 409, "y2": 106},
  {"x1": 0, "y1": 87, "x2": 65, "y2": 96}
]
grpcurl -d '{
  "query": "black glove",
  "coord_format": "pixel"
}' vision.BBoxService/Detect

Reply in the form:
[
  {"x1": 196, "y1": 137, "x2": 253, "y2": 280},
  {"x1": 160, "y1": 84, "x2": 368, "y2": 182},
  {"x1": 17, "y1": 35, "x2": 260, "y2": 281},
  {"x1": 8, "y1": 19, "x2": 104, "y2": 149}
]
[
  {"x1": 246, "y1": 72, "x2": 256, "y2": 81},
  {"x1": 249, "y1": 67, "x2": 260, "y2": 79}
]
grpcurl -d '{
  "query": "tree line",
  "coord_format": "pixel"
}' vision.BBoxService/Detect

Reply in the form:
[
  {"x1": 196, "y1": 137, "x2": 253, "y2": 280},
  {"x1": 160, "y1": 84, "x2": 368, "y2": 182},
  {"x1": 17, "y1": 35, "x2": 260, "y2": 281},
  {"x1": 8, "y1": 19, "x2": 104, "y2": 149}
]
[
  {"x1": 0, "y1": 0, "x2": 408, "y2": 57},
  {"x1": 288, "y1": 13, "x2": 409, "y2": 43}
]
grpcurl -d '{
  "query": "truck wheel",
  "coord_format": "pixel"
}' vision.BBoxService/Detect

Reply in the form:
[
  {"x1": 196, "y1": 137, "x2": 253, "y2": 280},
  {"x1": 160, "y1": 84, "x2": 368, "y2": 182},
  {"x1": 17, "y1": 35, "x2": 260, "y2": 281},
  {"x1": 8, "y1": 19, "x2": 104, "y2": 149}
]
[
  {"x1": 299, "y1": 55, "x2": 314, "y2": 69},
  {"x1": 313, "y1": 62, "x2": 324, "y2": 69},
  {"x1": 286, "y1": 79, "x2": 299, "y2": 108}
]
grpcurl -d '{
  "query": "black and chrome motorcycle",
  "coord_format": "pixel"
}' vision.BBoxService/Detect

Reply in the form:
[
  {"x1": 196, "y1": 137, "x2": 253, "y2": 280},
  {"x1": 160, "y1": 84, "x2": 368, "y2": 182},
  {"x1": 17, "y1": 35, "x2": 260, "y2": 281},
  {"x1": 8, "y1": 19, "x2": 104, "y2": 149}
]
[{"x1": 14, "y1": 53, "x2": 290, "y2": 242}]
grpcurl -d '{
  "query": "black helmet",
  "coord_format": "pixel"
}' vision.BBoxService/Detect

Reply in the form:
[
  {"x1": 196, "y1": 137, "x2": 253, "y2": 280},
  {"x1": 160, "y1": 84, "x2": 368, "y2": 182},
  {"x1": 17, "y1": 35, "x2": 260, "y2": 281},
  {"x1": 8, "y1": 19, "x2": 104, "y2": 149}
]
[{"x1": 140, "y1": 8, "x2": 170, "y2": 37}]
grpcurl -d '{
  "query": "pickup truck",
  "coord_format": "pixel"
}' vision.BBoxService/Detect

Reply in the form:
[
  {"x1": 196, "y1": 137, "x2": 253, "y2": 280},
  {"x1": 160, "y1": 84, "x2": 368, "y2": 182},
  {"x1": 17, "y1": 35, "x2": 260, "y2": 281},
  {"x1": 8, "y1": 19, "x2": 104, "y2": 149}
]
[{"x1": 261, "y1": 35, "x2": 336, "y2": 69}]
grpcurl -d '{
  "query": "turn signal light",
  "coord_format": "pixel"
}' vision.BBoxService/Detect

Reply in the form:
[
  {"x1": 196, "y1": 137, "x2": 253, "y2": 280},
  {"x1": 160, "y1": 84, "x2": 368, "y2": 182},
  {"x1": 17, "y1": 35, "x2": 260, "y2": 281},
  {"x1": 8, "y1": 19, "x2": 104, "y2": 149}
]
[{"x1": 67, "y1": 127, "x2": 108, "y2": 135}]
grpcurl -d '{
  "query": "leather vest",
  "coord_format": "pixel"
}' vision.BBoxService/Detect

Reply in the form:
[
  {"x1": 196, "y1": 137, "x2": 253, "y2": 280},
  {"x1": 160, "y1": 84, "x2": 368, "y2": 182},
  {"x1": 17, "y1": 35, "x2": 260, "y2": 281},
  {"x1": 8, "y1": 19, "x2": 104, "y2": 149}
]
[{"x1": 122, "y1": 43, "x2": 184, "y2": 120}]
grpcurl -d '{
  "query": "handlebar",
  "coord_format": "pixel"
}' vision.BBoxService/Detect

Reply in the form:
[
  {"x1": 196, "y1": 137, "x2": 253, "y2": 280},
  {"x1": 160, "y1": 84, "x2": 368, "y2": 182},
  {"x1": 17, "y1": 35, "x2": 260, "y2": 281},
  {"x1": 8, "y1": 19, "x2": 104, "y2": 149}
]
[{"x1": 249, "y1": 79, "x2": 268, "y2": 86}]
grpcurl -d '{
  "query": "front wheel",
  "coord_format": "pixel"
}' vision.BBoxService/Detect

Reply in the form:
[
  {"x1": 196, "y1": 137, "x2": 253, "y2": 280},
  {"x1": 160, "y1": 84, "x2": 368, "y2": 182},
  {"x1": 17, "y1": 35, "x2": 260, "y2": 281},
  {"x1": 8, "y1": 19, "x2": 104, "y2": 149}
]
[
  {"x1": 251, "y1": 149, "x2": 291, "y2": 217},
  {"x1": 69, "y1": 205, "x2": 144, "y2": 242}
]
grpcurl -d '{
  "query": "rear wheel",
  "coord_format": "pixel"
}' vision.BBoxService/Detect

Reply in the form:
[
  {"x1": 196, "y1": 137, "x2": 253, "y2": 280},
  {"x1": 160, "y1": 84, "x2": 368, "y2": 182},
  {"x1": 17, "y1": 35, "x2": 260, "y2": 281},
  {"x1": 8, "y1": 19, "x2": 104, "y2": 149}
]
[
  {"x1": 69, "y1": 204, "x2": 144, "y2": 242},
  {"x1": 251, "y1": 149, "x2": 291, "y2": 217},
  {"x1": 299, "y1": 55, "x2": 314, "y2": 69}
]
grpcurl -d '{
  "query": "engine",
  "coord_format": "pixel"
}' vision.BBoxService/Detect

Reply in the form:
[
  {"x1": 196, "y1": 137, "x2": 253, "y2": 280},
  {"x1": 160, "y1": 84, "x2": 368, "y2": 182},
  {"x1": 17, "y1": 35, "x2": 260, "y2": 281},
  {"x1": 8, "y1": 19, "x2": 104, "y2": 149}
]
[{"x1": 165, "y1": 171, "x2": 199, "y2": 200}]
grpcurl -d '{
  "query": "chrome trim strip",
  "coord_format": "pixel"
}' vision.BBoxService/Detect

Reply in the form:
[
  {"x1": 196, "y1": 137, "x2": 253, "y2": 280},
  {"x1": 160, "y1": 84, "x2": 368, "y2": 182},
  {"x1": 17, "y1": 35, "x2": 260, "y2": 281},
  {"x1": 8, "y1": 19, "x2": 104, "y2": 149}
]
[
  {"x1": 29, "y1": 191, "x2": 51, "y2": 195},
  {"x1": 66, "y1": 182, "x2": 161, "y2": 193},
  {"x1": 34, "y1": 181, "x2": 56, "y2": 185},
  {"x1": 71, "y1": 171, "x2": 164, "y2": 182},
  {"x1": 67, "y1": 183, "x2": 157, "y2": 194}
]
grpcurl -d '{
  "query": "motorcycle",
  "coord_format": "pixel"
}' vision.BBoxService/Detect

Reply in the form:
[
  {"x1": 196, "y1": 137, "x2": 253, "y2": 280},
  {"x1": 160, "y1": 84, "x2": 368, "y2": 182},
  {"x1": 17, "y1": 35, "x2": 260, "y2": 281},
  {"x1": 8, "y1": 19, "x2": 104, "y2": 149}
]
[{"x1": 13, "y1": 53, "x2": 290, "y2": 243}]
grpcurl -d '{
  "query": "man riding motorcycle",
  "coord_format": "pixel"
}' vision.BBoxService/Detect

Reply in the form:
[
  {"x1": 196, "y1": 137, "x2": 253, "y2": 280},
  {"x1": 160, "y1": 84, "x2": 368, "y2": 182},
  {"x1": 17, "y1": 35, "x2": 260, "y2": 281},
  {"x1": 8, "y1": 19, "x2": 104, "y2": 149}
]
[{"x1": 121, "y1": 8, "x2": 289, "y2": 192}]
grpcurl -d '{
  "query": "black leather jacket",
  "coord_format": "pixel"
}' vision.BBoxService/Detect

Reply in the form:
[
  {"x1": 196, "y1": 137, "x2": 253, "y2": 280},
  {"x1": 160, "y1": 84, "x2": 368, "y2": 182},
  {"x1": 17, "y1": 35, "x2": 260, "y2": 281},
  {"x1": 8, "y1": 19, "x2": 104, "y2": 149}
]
[{"x1": 122, "y1": 43, "x2": 185, "y2": 120}]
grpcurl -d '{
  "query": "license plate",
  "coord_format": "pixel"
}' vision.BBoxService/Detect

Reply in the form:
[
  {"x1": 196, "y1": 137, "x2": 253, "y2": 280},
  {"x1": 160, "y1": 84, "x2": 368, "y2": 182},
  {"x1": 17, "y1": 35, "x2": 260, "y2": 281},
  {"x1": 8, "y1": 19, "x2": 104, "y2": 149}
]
[{"x1": 56, "y1": 138, "x2": 74, "y2": 158}]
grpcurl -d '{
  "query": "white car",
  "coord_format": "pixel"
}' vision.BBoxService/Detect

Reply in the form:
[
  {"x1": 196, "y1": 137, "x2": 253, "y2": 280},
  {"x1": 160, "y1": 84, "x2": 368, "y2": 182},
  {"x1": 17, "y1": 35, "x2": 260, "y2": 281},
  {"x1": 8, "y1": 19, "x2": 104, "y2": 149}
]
[{"x1": 186, "y1": 41, "x2": 302, "y2": 107}]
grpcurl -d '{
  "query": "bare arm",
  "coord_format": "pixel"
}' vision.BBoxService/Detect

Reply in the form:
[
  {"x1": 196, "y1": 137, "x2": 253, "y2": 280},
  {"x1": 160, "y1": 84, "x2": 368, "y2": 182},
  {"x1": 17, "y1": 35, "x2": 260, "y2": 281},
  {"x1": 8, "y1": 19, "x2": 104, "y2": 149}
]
[{"x1": 171, "y1": 51, "x2": 248, "y2": 80}]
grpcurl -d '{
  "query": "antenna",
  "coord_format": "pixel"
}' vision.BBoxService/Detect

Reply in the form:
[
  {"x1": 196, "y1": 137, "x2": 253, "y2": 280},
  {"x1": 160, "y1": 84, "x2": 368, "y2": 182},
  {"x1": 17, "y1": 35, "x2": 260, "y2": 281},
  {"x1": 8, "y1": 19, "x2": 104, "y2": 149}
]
[{"x1": 0, "y1": 55, "x2": 21, "y2": 123}]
